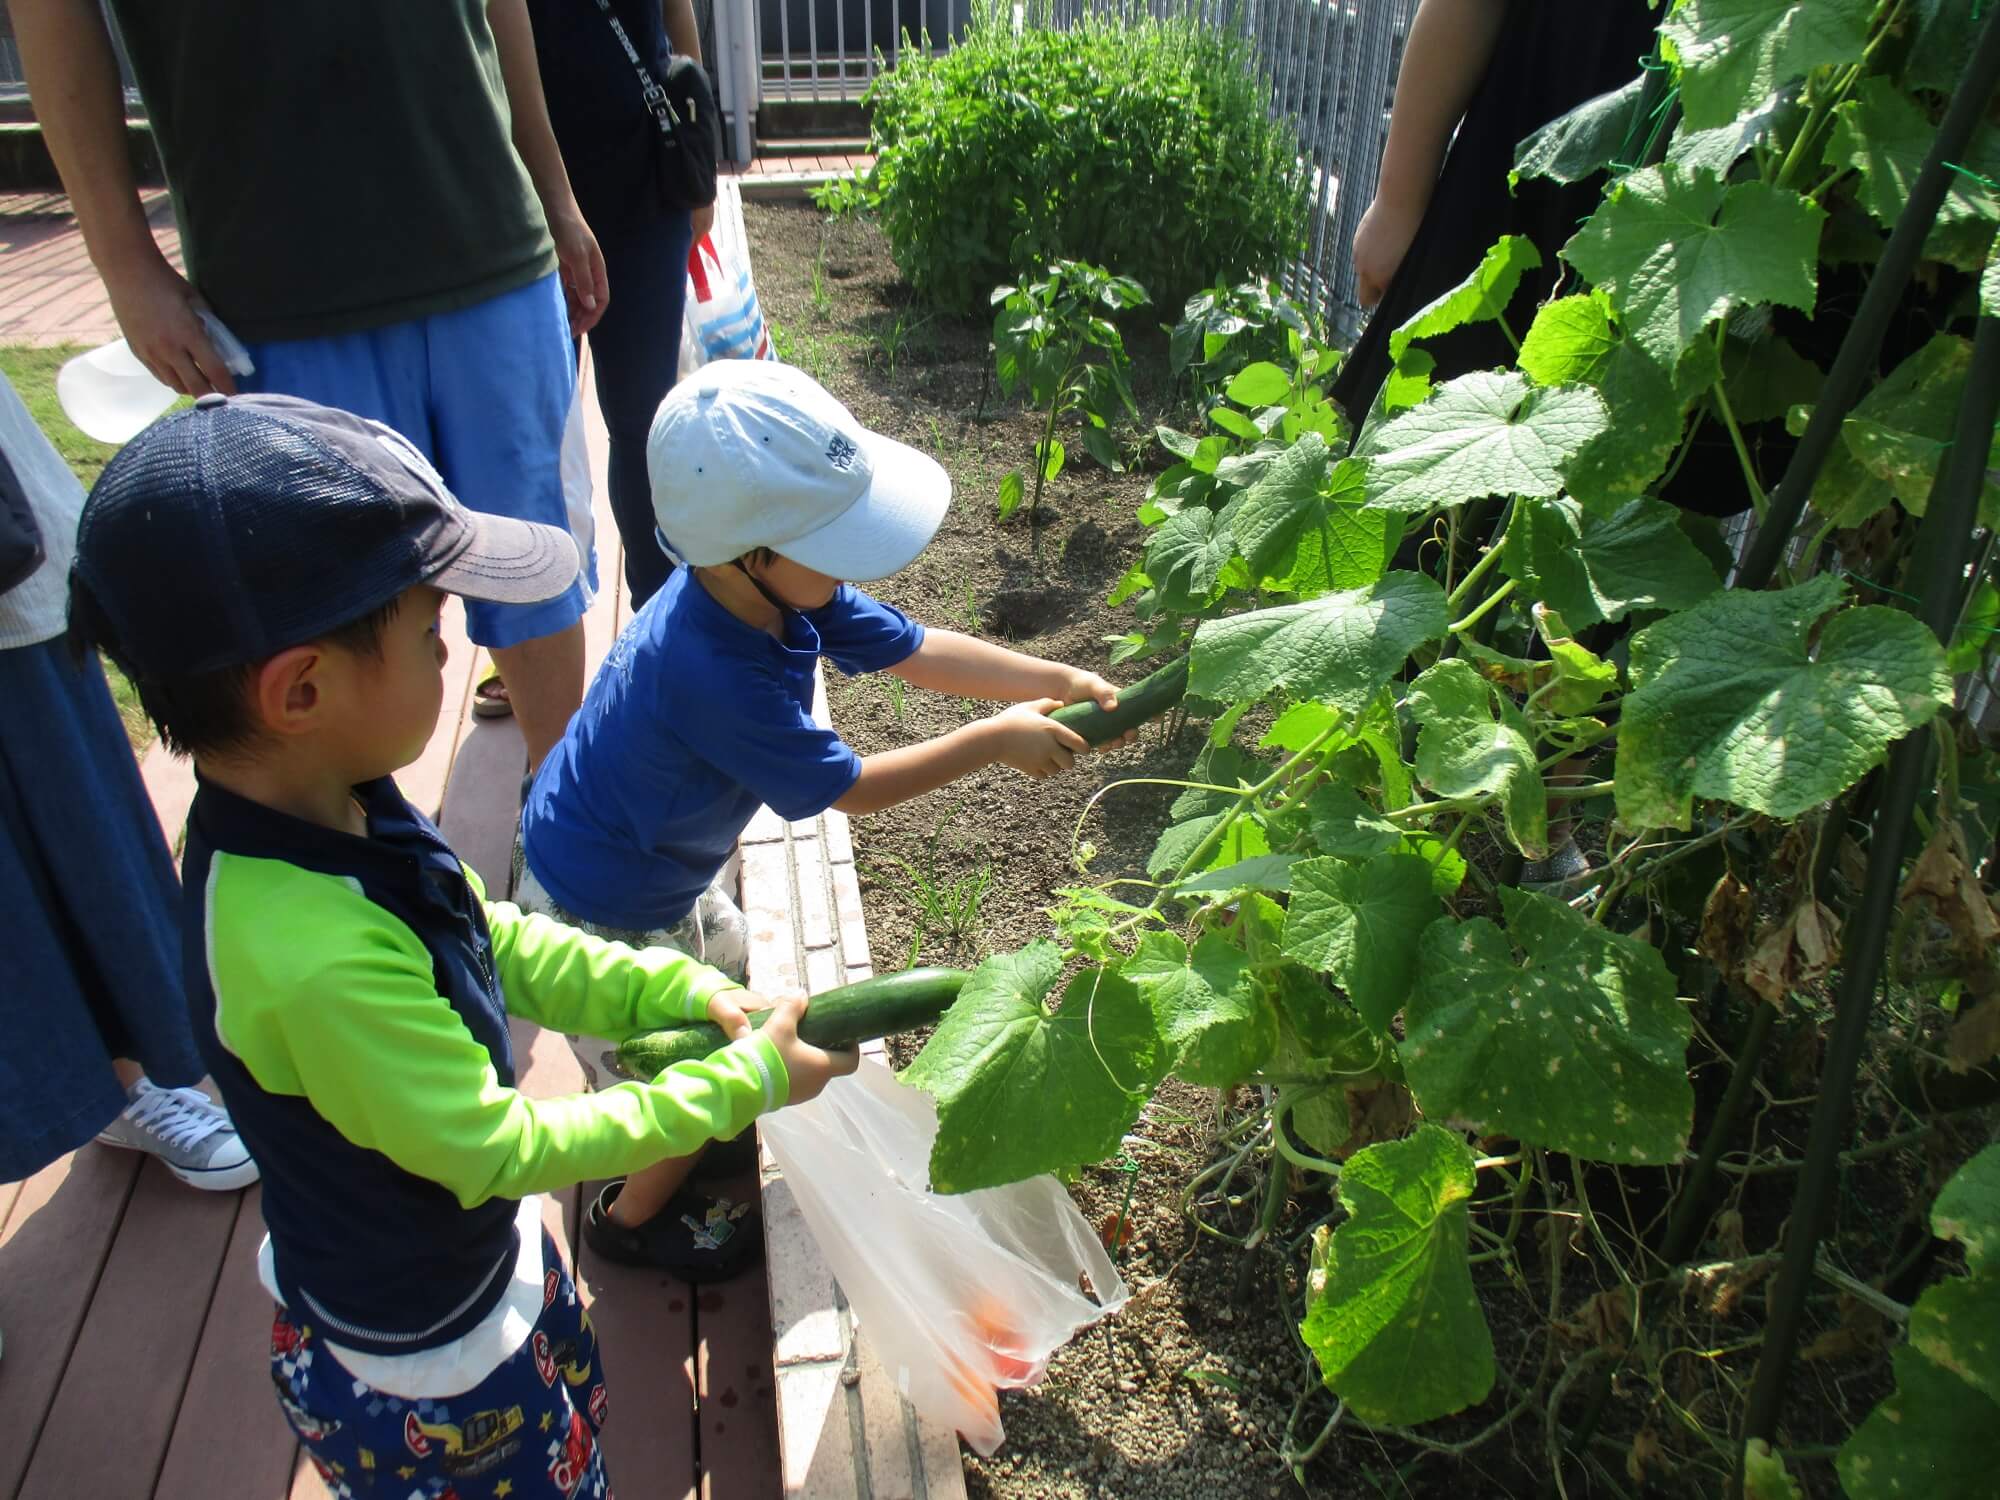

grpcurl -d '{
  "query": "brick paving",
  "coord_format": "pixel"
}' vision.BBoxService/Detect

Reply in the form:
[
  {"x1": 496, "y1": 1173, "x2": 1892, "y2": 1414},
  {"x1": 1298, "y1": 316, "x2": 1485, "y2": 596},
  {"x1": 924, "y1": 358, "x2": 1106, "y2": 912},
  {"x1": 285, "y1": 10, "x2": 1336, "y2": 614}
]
[{"x1": 0, "y1": 187, "x2": 175, "y2": 347}]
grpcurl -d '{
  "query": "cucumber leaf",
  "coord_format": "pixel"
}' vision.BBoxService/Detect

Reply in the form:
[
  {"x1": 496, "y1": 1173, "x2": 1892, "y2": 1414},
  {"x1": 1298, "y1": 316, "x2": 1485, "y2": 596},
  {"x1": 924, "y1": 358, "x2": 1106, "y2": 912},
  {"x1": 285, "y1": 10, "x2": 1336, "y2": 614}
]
[
  {"x1": 1403, "y1": 891, "x2": 1694, "y2": 1164},
  {"x1": 1661, "y1": 0, "x2": 1870, "y2": 131},
  {"x1": 1301, "y1": 1125, "x2": 1495, "y2": 1424},
  {"x1": 1361, "y1": 371, "x2": 1608, "y2": 513},
  {"x1": 1617, "y1": 574, "x2": 1953, "y2": 829},
  {"x1": 1406, "y1": 659, "x2": 1548, "y2": 859},
  {"x1": 1123, "y1": 931, "x2": 1278, "y2": 1087},
  {"x1": 1507, "y1": 496, "x2": 1722, "y2": 627},
  {"x1": 1562, "y1": 165, "x2": 1824, "y2": 372},
  {"x1": 904, "y1": 944, "x2": 1163, "y2": 1193},
  {"x1": 1282, "y1": 853, "x2": 1438, "y2": 1034},
  {"x1": 1189, "y1": 572, "x2": 1448, "y2": 712}
]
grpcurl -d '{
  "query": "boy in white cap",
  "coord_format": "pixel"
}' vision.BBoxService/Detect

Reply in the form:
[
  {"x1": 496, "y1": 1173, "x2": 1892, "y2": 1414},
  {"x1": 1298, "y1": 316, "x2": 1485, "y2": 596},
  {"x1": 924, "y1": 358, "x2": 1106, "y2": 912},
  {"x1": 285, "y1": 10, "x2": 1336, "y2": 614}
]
[{"x1": 517, "y1": 359, "x2": 1127, "y2": 1274}]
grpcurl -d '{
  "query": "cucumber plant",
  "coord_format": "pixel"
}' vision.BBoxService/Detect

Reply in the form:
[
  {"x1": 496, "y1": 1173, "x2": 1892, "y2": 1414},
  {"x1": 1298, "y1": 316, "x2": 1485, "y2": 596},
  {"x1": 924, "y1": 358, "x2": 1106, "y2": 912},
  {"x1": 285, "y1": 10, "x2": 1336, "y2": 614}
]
[
  {"x1": 990, "y1": 260, "x2": 1147, "y2": 522},
  {"x1": 896, "y1": 4, "x2": 2000, "y2": 1492}
]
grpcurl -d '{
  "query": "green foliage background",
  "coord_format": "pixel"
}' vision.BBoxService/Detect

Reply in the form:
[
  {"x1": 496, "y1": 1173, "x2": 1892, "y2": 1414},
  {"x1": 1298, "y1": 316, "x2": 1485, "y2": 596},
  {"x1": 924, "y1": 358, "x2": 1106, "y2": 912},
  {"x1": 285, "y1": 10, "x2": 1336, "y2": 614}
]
[{"x1": 855, "y1": 3, "x2": 1308, "y2": 314}]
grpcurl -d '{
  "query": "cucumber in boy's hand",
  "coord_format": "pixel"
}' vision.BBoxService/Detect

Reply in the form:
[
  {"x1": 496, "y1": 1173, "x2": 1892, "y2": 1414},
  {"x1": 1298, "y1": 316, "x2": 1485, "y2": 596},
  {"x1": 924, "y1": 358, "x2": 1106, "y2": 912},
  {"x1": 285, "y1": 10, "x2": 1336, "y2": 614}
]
[
  {"x1": 1049, "y1": 652, "x2": 1188, "y2": 745},
  {"x1": 616, "y1": 967, "x2": 970, "y2": 1079}
]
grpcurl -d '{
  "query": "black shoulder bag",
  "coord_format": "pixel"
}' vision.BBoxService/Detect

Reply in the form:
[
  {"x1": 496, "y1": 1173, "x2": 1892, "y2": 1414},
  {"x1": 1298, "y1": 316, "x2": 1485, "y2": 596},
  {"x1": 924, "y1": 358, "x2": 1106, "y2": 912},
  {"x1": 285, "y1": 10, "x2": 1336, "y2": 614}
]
[
  {"x1": 0, "y1": 446, "x2": 46, "y2": 596},
  {"x1": 592, "y1": 0, "x2": 720, "y2": 212}
]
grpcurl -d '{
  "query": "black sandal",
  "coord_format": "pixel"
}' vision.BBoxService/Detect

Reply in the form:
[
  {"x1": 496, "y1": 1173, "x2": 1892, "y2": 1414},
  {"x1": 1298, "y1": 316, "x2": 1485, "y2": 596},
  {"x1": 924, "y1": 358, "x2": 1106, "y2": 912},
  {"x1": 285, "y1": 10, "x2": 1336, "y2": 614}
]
[{"x1": 582, "y1": 1181, "x2": 764, "y2": 1281}]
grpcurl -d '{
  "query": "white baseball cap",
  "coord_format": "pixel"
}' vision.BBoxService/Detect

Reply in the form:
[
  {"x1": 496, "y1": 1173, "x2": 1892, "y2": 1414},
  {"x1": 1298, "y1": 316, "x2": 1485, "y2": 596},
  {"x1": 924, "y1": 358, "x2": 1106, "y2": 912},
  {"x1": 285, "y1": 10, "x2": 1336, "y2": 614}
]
[{"x1": 646, "y1": 360, "x2": 951, "y2": 580}]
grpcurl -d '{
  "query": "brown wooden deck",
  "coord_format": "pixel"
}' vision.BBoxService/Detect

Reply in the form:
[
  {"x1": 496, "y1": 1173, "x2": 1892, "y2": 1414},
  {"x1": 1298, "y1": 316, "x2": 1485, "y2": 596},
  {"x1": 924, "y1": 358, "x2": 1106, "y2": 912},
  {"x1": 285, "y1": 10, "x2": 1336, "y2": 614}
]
[{"x1": 0, "y1": 356, "x2": 782, "y2": 1500}]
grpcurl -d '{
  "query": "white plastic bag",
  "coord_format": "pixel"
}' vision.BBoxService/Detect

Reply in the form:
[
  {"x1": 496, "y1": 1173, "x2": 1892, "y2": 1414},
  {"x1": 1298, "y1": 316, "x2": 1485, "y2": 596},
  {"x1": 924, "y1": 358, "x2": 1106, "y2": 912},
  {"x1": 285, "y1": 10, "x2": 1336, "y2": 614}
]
[
  {"x1": 759, "y1": 1059, "x2": 1127, "y2": 1456},
  {"x1": 682, "y1": 232, "x2": 774, "y2": 370}
]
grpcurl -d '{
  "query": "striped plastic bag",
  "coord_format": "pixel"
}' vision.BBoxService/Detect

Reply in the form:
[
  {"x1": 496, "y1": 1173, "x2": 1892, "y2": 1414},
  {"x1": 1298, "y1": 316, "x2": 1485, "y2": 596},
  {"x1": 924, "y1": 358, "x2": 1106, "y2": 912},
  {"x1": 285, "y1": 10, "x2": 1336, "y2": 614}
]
[{"x1": 682, "y1": 232, "x2": 774, "y2": 370}]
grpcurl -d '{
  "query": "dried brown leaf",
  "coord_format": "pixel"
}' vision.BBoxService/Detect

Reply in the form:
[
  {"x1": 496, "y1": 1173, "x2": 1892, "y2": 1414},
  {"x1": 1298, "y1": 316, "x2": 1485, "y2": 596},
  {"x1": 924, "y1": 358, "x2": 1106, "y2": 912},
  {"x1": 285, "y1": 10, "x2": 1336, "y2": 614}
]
[
  {"x1": 1699, "y1": 873, "x2": 1756, "y2": 976},
  {"x1": 1948, "y1": 995, "x2": 2000, "y2": 1073},
  {"x1": 1901, "y1": 821, "x2": 2000, "y2": 950},
  {"x1": 1556, "y1": 1286, "x2": 1633, "y2": 1351},
  {"x1": 1337, "y1": 1079, "x2": 1416, "y2": 1158},
  {"x1": 1627, "y1": 1426, "x2": 1667, "y2": 1484}
]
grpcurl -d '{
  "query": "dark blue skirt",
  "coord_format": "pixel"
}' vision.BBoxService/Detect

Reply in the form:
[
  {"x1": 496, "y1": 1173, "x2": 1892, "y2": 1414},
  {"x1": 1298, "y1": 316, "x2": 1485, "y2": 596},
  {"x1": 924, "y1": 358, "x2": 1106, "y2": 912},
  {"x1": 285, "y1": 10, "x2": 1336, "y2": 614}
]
[{"x1": 0, "y1": 637, "x2": 200, "y2": 1180}]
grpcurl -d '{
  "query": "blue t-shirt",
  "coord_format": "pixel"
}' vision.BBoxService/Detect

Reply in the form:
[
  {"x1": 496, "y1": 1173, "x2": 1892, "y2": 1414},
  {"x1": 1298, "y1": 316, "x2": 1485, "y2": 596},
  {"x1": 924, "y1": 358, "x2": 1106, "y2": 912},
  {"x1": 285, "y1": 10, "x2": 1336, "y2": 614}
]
[{"x1": 521, "y1": 569, "x2": 923, "y2": 930}]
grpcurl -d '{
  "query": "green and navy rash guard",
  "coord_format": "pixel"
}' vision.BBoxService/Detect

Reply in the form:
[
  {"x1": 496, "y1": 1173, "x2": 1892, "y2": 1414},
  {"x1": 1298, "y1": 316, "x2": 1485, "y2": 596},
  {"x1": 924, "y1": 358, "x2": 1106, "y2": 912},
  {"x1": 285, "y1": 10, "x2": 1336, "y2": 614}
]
[{"x1": 180, "y1": 775, "x2": 786, "y2": 1356}]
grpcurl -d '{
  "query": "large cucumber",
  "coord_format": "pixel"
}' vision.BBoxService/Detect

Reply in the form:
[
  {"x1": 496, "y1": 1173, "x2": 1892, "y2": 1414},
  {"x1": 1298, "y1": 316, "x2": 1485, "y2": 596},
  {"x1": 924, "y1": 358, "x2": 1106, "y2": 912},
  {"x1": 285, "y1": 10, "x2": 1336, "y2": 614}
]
[
  {"x1": 617, "y1": 966, "x2": 970, "y2": 1078},
  {"x1": 1050, "y1": 652, "x2": 1189, "y2": 745}
]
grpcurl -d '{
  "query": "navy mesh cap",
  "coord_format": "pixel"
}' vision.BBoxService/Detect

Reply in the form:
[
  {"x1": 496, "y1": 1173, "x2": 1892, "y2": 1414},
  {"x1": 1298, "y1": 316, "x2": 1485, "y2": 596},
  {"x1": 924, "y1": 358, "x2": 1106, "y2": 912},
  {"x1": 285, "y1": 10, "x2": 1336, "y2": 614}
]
[{"x1": 72, "y1": 393, "x2": 579, "y2": 678}]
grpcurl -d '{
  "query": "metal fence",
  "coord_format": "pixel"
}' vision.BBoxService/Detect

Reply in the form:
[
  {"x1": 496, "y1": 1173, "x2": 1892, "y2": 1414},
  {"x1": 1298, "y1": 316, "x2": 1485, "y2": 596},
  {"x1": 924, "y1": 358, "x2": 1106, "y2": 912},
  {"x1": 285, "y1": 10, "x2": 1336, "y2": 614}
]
[{"x1": 727, "y1": 0, "x2": 1412, "y2": 343}]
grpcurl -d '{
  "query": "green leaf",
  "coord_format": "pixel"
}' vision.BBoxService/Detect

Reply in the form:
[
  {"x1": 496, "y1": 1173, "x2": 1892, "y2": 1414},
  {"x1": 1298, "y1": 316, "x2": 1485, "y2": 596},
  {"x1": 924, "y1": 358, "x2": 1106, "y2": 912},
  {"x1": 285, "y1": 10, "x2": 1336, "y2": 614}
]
[
  {"x1": 1534, "y1": 606, "x2": 1621, "y2": 716},
  {"x1": 1909, "y1": 1272, "x2": 2000, "y2": 1405},
  {"x1": 1983, "y1": 252, "x2": 1999, "y2": 320},
  {"x1": 1667, "y1": 92, "x2": 1795, "y2": 176},
  {"x1": 1208, "y1": 405, "x2": 1262, "y2": 441},
  {"x1": 1387, "y1": 235, "x2": 1543, "y2": 366},
  {"x1": 1507, "y1": 496, "x2": 1722, "y2": 627},
  {"x1": 1909, "y1": 0, "x2": 1989, "y2": 95},
  {"x1": 1080, "y1": 424, "x2": 1122, "y2": 472},
  {"x1": 1266, "y1": 963, "x2": 1383, "y2": 1067},
  {"x1": 1406, "y1": 660, "x2": 1548, "y2": 859},
  {"x1": 1189, "y1": 573, "x2": 1449, "y2": 712},
  {"x1": 1230, "y1": 435, "x2": 1394, "y2": 593},
  {"x1": 1124, "y1": 931, "x2": 1277, "y2": 1087},
  {"x1": 1403, "y1": 890, "x2": 1694, "y2": 1163},
  {"x1": 997, "y1": 469, "x2": 1024, "y2": 520},
  {"x1": 1174, "y1": 854, "x2": 1301, "y2": 894},
  {"x1": 1143, "y1": 506, "x2": 1235, "y2": 612},
  {"x1": 1661, "y1": 0, "x2": 1870, "y2": 131},
  {"x1": 1517, "y1": 294, "x2": 1618, "y2": 387},
  {"x1": 1262, "y1": 700, "x2": 1344, "y2": 752},
  {"x1": 1933, "y1": 1143, "x2": 2000, "y2": 1270},
  {"x1": 1741, "y1": 1440, "x2": 1803, "y2": 1500},
  {"x1": 1147, "y1": 809, "x2": 1269, "y2": 880},
  {"x1": 1564, "y1": 339, "x2": 1689, "y2": 511},
  {"x1": 1305, "y1": 785, "x2": 1402, "y2": 859},
  {"x1": 1039, "y1": 435, "x2": 1066, "y2": 484},
  {"x1": 1950, "y1": 582, "x2": 2000, "y2": 675},
  {"x1": 1563, "y1": 165, "x2": 1824, "y2": 370},
  {"x1": 903, "y1": 944, "x2": 1162, "y2": 1193},
  {"x1": 1225, "y1": 361, "x2": 1291, "y2": 407},
  {"x1": 1379, "y1": 347, "x2": 1435, "y2": 419},
  {"x1": 1283, "y1": 853, "x2": 1438, "y2": 1034},
  {"x1": 1843, "y1": 334, "x2": 2000, "y2": 524},
  {"x1": 1301, "y1": 1125, "x2": 1495, "y2": 1425},
  {"x1": 1718, "y1": 334, "x2": 1824, "y2": 426},
  {"x1": 1837, "y1": 1345, "x2": 2000, "y2": 1500},
  {"x1": 1513, "y1": 76, "x2": 1647, "y2": 186},
  {"x1": 1362, "y1": 371, "x2": 1608, "y2": 513},
  {"x1": 1618, "y1": 573, "x2": 1955, "y2": 829},
  {"x1": 1826, "y1": 77, "x2": 2000, "y2": 269}
]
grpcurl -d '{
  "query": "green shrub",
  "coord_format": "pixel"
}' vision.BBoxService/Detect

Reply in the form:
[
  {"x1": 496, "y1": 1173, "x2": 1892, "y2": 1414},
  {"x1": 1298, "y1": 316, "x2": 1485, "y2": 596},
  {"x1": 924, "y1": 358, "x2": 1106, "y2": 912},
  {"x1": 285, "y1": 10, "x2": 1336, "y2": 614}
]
[{"x1": 858, "y1": 4, "x2": 1308, "y2": 315}]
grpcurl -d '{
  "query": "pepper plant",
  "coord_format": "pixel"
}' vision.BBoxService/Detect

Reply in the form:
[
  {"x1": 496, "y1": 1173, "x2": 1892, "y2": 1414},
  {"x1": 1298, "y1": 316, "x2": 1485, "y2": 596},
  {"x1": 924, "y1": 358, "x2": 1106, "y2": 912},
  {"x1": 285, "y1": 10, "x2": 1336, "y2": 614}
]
[
  {"x1": 903, "y1": 2, "x2": 2000, "y2": 1492},
  {"x1": 990, "y1": 260, "x2": 1147, "y2": 522}
]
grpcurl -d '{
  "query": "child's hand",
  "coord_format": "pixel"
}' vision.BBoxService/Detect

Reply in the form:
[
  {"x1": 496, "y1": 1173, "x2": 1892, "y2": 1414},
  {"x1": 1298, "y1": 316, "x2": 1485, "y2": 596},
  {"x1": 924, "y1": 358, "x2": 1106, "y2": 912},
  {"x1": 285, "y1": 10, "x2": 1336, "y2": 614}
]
[
  {"x1": 761, "y1": 994, "x2": 859, "y2": 1105},
  {"x1": 1059, "y1": 670, "x2": 1140, "y2": 751},
  {"x1": 706, "y1": 988, "x2": 771, "y2": 1042},
  {"x1": 983, "y1": 699, "x2": 1090, "y2": 778}
]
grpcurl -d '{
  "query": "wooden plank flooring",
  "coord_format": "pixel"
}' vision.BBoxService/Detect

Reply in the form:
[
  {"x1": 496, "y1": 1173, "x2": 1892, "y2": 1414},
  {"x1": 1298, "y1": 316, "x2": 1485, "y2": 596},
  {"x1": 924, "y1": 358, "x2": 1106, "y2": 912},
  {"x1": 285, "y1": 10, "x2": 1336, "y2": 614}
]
[{"x1": 0, "y1": 340, "x2": 782, "y2": 1499}]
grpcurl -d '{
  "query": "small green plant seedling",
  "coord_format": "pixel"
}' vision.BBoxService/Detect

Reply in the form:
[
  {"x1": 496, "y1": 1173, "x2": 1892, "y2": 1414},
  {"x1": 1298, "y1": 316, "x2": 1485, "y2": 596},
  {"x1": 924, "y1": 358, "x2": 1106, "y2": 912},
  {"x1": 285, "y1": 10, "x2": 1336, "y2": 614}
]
[
  {"x1": 864, "y1": 805, "x2": 992, "y2": 967},
  {"x1": 991, "y1": 261, "x2": 1148, "y2": 522}
]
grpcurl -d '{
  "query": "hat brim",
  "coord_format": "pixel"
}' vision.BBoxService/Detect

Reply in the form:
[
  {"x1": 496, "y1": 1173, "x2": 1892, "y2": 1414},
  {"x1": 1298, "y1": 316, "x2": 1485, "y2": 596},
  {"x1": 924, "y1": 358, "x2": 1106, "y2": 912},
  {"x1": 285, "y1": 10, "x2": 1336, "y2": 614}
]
[
  {"x1": 426, "y1": 511, "x2": 582, "y2": 605},
  {"x1": 773, "y1": 430, "x2": 951, "y2": 582}
]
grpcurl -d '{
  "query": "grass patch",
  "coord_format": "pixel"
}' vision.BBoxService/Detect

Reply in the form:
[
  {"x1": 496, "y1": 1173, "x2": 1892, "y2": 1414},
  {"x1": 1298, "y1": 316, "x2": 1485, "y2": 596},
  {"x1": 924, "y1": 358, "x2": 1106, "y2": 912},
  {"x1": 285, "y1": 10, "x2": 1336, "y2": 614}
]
[
  {"x1": 2, "y1": 343, "x2": 155, "y2": 752},
  {"x1": 0, "y1": 343, "x2": 122, "y2": 491}
]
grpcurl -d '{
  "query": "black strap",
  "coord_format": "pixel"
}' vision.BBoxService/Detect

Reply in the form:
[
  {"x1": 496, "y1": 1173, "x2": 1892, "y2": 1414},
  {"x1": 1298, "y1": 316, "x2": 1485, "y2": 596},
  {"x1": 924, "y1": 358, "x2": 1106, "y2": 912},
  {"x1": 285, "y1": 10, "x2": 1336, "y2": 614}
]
[{"x1": 592, "y1": 0, "x2": 682, "y2": 137}]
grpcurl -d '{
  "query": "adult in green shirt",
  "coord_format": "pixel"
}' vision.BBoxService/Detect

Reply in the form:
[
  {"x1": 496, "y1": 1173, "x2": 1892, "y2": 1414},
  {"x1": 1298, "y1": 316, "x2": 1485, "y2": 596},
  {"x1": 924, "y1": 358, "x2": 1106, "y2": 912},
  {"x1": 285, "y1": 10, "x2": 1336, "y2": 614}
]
[{"x1": 14, "y1": 0, "x2": 613, "y2": 772}]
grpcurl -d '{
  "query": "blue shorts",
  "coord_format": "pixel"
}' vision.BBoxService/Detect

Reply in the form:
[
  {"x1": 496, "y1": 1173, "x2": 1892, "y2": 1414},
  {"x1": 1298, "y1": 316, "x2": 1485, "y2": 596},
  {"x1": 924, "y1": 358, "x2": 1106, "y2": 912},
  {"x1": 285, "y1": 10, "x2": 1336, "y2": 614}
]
[
  {"x1": 239, "y1": 273, "x2": 597, "y2": 649},
  {"x1": 271, "y1": 1230, "x2": 612, "y2": 1499}
]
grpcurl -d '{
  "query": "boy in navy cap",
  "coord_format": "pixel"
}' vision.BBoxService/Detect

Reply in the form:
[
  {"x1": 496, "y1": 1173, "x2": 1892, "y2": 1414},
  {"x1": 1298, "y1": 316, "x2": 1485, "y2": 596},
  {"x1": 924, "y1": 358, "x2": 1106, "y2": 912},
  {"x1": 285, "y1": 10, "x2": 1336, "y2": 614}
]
[
  {"x1": 68, "y1": 393, "x2": 855, "y2": 1497},
  {"x1": 518, "y1": 359, "x2": 1131, "y2": 1272}
]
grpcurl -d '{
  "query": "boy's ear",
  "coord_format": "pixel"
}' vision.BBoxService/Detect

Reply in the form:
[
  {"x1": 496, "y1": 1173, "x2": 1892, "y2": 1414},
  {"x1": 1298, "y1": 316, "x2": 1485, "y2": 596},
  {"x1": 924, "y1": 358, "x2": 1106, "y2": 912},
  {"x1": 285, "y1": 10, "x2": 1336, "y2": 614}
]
[{"x1": 249, "y1": 645, "x2": 328, "y2": 737}]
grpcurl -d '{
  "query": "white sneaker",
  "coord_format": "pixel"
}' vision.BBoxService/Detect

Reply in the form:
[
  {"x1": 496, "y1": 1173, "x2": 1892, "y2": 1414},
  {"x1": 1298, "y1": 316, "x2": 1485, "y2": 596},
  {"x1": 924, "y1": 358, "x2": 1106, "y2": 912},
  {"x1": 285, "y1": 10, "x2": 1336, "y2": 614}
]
[{"x1": 96, "y1": 1077, "x2": 260, "y2": 1190}]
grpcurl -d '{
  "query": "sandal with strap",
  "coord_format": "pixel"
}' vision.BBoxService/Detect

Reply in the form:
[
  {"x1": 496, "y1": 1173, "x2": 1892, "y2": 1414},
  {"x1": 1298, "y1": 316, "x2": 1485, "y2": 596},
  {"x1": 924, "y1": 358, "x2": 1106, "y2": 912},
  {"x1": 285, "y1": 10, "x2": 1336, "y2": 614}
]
[{"x1": 472, "y1": 669, "x2": 513, "y2": 719}]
